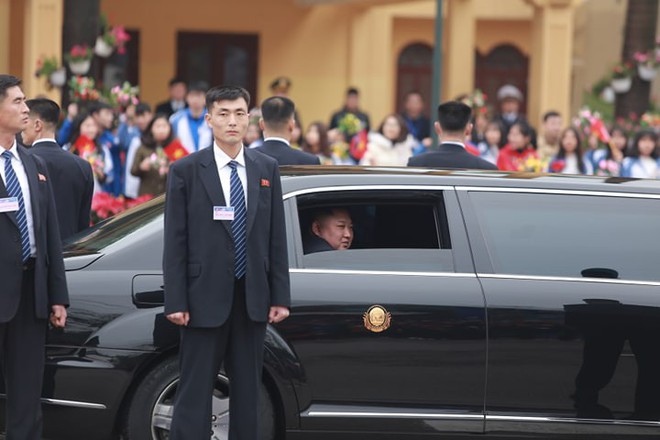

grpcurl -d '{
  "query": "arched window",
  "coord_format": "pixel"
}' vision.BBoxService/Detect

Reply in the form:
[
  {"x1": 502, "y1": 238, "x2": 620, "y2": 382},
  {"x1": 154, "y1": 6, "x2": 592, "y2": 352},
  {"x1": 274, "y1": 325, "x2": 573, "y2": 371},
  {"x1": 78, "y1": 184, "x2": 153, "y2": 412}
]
[
  {"x1": 475, "y1": 44, "x2": 529, "y2": 114},
  {"x1": 396, "y1": 43, "x2": 433, "y2": 113}
]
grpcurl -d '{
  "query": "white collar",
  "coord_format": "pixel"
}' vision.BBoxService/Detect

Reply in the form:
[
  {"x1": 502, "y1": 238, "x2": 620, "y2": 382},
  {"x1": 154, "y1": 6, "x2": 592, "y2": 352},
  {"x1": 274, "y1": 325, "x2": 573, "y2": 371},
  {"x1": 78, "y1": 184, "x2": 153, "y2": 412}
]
[
  {"x1": 2, "y1": 139, "x2": 19, "y2": 160},
  {"x1": 442, "y1": 141, "x2": 465, "y2": 149},
  {"x1": 213, "y1": 142, "x2": 246, "y2": 168},
  {"x1": 264, "y1": 136, "x2": 291, "y2": 147},
  {"x1": 31, "y1": 138, "x2": 57, "y2": 147}
]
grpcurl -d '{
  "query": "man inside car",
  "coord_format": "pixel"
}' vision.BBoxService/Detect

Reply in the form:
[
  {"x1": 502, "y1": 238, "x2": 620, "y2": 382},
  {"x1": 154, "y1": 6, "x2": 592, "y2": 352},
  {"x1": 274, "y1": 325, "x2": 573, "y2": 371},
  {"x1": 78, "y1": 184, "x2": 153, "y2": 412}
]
[{"x1": 304, "y1": 207, "x2": 354, "y2": 253}]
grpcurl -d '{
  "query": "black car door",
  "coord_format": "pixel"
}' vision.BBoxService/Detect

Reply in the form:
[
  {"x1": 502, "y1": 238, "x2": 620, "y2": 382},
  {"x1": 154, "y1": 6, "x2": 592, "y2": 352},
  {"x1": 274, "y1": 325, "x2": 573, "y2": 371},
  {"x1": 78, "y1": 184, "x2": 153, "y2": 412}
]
[
  {"x1": 458, "y1": 187, "x2": 660, "y2": 438},
  {"x1": 276, "y1": 186, "x2": 488, "y2": 436}
]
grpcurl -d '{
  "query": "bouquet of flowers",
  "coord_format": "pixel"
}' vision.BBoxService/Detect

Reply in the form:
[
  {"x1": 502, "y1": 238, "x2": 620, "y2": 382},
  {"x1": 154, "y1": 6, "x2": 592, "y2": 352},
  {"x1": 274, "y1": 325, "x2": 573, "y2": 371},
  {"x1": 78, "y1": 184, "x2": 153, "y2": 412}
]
[
  {"x1": 72, "y1": 135, "x2": 105, "y2": 179},
  {"x1": 148, "y1": 148, "x2": 169, "y2": 176},
  {"x1": 640, "y1": 111, "x2": 660, "y2": 130},
  {"x1": 68, "y1": 76, "x2": 101, "y2": 102},
  {"x1": 91, "y1": 193, "x2": 153, "y2": 225},
  {"x1": 337, "y1": 113, "x2": 363, "y2": 137},
  {"x1": 594, "y1": 159, "x2": 620, "y2": 177},
  {"x1": 519, "y1": 156, "x2": 548, "y2": 173},
  {"x1": 65, "y1": 44, "x2": 93, "y2": 64},
  {"x1": 461, "y1": 89, "x2": 488, "y2": 113},
  {"x1": 109, "y1": 81, "x2": 139, "y2": 109}
]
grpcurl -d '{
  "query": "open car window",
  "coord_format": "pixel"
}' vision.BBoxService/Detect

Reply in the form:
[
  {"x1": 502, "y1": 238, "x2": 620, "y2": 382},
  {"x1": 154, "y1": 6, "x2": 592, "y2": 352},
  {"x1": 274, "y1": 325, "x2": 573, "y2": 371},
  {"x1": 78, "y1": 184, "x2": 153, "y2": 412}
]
[{"x1": 296, "y1": 190, "x2": 454, "y2": 272}]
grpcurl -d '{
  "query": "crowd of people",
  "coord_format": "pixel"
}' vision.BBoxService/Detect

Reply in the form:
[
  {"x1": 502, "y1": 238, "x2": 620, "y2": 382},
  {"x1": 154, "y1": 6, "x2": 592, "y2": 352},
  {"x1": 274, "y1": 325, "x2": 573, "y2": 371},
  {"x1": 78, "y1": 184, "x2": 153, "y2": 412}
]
[{"x1": 21, "y1": 77, "x2": 660, "y2": 210}]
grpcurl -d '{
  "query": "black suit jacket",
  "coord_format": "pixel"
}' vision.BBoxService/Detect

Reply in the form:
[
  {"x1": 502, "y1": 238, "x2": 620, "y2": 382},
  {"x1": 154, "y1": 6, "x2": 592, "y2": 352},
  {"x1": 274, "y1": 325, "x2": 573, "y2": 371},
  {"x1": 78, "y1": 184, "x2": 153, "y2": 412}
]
[
  {"x1": 258, "y1": 139, "x2": 320, "y2": 166},
  {"x1": 29, "y1": 140, "x2": 93, "y2": 240},
  {"x1": 163, "y1": 146, "x2": 290, "y2": 327},
  {"x1": 155, "y1": 100, "x2": 187, "y2": 118},
  {"x1": 0, "y1": 145, "x2": 69, "y2": 322},
  {"x1": 407, "y1": 143, "x2": 499, "y2": 170}
]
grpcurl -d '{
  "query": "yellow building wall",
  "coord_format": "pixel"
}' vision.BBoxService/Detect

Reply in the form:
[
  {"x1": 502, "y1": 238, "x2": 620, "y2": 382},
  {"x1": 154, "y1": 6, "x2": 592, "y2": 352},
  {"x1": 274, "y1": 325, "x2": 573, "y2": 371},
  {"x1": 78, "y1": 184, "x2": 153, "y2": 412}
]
[{"x1": 476, "y1": 20, "x2": 532, "y2": 56}]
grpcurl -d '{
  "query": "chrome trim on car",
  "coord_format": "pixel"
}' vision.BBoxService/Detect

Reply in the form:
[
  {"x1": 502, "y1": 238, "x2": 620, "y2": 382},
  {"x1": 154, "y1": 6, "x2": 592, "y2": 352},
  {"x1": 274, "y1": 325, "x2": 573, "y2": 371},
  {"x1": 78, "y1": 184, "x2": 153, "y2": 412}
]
[
  {"x1": 290, "y1": 268, "x2": 476, "y2": 278},
  {"x1": 283, "y1": 184, "x2": 453, "y2": 200},
  {"x1": 304, "y1": 410, "x2": 483, "y2": 420},
  {"x1": 486, "y1": 415, "x2": 660, "y2": 427},
  {"x1": 0, "y1": 394, "x2": 107, "y2": 410},
  {"x1": 477, "y1": 273, "x2": 660, "y2": 287},
  {"x1": 456, "y1": 186, "x2": 660, "y2": 199}
]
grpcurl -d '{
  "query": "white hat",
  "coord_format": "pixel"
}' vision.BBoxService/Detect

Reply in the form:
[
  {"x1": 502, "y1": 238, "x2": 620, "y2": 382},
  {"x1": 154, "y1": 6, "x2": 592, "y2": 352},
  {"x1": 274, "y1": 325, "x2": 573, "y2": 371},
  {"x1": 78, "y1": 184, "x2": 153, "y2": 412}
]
[{"x1": 497, "y1": 84, "x2": 523, "y2": 102}]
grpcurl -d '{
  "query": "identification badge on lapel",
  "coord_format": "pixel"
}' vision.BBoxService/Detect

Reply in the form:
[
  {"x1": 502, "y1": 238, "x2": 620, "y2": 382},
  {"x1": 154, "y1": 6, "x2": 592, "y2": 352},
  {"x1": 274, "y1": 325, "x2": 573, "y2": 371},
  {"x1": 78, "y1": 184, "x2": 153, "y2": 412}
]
[
  {"x1": 213, "y1": 206, "x2": 235, "y2": 221},
  {"x1": 0, "y1": 197, "x2": 19, "y2": 213}
]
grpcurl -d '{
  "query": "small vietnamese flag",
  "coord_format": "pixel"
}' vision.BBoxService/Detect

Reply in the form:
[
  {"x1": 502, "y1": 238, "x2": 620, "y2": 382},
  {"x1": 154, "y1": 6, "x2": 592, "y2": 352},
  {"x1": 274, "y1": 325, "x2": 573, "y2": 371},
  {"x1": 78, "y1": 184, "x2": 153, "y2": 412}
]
[{"x1": 164, "y1": 139, "x2": 189, "y2": 162}]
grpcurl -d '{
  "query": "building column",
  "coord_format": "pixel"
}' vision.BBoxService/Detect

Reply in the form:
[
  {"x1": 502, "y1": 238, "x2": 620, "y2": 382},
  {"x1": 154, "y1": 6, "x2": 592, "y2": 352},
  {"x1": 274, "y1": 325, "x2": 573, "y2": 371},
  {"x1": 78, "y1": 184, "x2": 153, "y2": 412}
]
[
  {"x1": 0, "y1": 0, "x2": 9, "y2": 73},
  {"x1": 22, "y1": 0, "x2": 64, "y2": 100},
  {"x1": 445, "y1": 0, "x2": 475, "y2": 100},
  {"x1": 526, "y1": 0, "x2": 579, "y2": 126}
]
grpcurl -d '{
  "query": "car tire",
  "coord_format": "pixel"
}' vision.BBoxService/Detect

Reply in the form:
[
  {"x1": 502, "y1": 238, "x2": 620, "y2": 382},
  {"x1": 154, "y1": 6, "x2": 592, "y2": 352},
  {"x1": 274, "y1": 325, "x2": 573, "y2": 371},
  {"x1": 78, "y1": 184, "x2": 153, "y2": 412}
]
[{"x1": 122, "y1": 356, "x2": 276, "y2": 440}]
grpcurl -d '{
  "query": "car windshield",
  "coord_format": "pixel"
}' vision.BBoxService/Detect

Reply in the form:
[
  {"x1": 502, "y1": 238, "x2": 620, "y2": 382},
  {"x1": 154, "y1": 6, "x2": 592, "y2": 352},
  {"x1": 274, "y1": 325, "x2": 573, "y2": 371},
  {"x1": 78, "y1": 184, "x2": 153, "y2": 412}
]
[{"x1": 64, "y1": 196, "x2": 165, "y2": 254}]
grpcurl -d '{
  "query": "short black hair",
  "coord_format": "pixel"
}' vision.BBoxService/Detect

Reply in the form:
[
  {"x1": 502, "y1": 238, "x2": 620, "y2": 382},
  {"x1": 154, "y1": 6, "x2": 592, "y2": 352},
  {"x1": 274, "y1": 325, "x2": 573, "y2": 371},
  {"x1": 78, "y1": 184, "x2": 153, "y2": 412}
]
[
  {"x1": 88, "y1": 101, "x2": 113, "y2": 115},
  {"x1": 135, "y1": 103, "x2": 152, "y2": 115},
  {"x1": 169, "y1": 77, "x2": 186, "y2": 87},
  {"x1": 437, "y1": 101, "x2": 472, "y2": 132},
  {"x1": 630, "y1": 129, "x2": 659, "y2": 159},
  {"x1": 205, "y1": 85, "x2": 251, "y2": 111},
  {"x1": 0, "y1": 75, "x2": 22, "y2": 101},
  {"x1": 188, "y1": 80, "x2": 209, "y2": 94},
  {"x1": 261, "y1": 96, "x2": 295, "y2": 129},
  {"x1": 141, "y1": 114, "x2": 174, "y2": 149},
  {"x1": 347, "y1": 87, "x2": 359, "y2": 96},
  {"x1": 543, "y1": 110, "x2": 561, "y2": 122},
  {"x1": 26, "y1": 98, "x2": 60, "y2": 126}
]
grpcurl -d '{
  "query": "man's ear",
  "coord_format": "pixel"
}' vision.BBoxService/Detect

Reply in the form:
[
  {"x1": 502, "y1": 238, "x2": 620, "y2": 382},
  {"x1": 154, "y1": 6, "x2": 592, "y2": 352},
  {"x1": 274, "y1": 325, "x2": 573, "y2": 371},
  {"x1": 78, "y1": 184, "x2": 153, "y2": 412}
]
[
  {"x1": 311, "y1": 221, "x2": 322, "y2": 238},
  {"x1": 288, "y1": 117, "x2": 296, "y2": 133},
  {"x1": 259, "y1": 118, "x2": 266, "y2": 131},
  {"x1": 464, "y1": 122, "x2": 473, "y2": 139},
  {"x1": 434, "y1": 121, "x2": 442, "y2": 137}
]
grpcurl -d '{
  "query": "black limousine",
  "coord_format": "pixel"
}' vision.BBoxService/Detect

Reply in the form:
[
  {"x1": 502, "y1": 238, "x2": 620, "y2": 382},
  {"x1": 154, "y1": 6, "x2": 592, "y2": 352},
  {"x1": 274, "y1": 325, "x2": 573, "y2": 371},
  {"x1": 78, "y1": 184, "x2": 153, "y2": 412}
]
[{"x1": 2, "y1": 167, "x2": 660, "y2": 440}]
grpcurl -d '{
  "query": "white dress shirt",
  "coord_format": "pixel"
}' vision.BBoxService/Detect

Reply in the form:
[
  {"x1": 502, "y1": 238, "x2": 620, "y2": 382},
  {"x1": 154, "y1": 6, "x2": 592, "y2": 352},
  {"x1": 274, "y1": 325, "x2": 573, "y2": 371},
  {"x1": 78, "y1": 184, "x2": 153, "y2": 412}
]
[
  {"x1": 263, "y1": 136, "x2": 291, "y2": 146},
  {"x1": 0, "y1": 142, "x2": 37, "y2": 256},
  {"x1": 31, "y1": 137, "x2": 57, "y2": 147},
  {"x1": 213, "y1": 142, "x2": 248, "y2": 208}
]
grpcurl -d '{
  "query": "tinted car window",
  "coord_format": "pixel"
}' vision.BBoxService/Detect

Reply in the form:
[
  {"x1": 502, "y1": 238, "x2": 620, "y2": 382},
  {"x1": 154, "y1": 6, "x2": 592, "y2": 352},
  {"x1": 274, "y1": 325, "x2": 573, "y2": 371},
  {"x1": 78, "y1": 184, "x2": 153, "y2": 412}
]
[
  {"x1": 469, "y1": 192, "x2": 660, "y2": 281},
  {"x1": 297, "y1": 190, "x2": 454, "y2": 272},
  {"x1": 64, "y1": 196, "x2": 164, "y2": 254}
]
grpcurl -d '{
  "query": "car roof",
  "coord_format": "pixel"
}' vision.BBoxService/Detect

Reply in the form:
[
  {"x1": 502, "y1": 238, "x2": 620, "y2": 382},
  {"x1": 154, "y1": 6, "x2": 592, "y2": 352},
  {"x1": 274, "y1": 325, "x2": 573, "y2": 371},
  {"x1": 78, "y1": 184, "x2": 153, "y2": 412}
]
[{"x1": 278, "y1": 166, "x2": 660, "y2": 196}]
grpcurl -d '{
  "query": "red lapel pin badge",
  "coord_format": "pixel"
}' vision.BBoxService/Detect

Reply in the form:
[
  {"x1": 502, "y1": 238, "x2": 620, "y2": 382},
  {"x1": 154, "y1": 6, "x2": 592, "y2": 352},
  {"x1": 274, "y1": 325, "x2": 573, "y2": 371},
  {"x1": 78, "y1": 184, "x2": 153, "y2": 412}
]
[
  {"x1": 260, "y1": 178, "x2": 270, "y2": 187},
  {"x1": 38, "y1": 173, "x2": 47, "y2": 182}
]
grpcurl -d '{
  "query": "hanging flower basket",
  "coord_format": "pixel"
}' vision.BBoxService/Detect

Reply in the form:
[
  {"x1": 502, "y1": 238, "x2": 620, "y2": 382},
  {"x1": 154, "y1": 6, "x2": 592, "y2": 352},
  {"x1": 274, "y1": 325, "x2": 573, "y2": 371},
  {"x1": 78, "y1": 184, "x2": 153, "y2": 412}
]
[
  {"x1": 637, "y1": 63, "x2": 657, "y2": 81},
  {"x1": 600, "y1": 86, "x2": 615, "y2": 103},
  {"x1": 610, "y1": 77, "x2": 632, "y2": 94},
  {"x1": 94, "y1": 36, "x2": 114, "y2": 58},
  {"x1": 48, "y1": 68, "x2": 67, "y2": 87},
  {"x1": 69, "y1": 59, "x2": 91, "y2": 75}
]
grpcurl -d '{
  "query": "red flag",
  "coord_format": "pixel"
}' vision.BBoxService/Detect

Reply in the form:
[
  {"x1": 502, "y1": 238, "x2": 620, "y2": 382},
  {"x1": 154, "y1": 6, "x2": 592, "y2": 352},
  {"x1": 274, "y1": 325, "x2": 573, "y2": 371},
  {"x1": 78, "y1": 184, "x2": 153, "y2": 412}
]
[
  {"x1": 163, "y1": 139, "x2": 189, "y2": 162},
  {"x1": 349, "y1": 129, "x2": 368, "y2": 161},
  {"x1": 588, "y1": 116, "x2": 611, "y2": 144}
]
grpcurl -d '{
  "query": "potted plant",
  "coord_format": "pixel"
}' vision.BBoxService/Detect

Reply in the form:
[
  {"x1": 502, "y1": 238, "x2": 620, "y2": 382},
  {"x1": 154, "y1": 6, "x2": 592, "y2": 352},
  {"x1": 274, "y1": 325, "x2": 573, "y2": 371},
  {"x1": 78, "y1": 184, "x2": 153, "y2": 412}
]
[
  {"x1": 95, "y1": 23, "x2": 131, "y2": 58},
  {"x1": 68, "y1": 76, "x2": 101, "y2": 103},
  {"x1": 34, "y1": 55, "x2": 66, "y2": 88},
  {"x1": 610, "y1": 61, "x2": 634, "y2": 93},
  {"x1": 65, "y1": 44, "x2": 93, "y2": 75},
  {"x1": 633, "y1": 49, "x2": 660, "y2": 81}
]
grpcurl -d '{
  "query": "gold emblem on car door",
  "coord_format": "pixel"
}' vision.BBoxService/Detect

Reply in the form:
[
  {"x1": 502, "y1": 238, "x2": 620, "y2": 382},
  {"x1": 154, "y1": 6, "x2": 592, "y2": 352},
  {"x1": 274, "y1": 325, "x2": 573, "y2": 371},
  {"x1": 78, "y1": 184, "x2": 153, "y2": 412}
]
[{"x1": 363, "y1": 305, "x2": 391, "y2": 333}]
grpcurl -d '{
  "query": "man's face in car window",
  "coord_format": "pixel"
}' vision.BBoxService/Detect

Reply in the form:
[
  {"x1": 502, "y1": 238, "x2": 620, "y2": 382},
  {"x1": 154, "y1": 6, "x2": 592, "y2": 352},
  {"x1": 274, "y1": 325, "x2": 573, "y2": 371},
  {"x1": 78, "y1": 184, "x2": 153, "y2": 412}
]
[{"x1": 312, "y1": 209, "x2": 354, "y2": 250}]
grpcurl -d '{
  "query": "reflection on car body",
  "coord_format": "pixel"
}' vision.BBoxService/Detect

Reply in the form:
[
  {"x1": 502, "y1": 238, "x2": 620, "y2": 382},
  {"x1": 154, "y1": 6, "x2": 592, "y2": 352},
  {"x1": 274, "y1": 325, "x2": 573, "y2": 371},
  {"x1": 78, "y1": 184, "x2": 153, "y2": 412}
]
[{"x1": 1, "y1": 166, "x2": 660, "y2": 439}]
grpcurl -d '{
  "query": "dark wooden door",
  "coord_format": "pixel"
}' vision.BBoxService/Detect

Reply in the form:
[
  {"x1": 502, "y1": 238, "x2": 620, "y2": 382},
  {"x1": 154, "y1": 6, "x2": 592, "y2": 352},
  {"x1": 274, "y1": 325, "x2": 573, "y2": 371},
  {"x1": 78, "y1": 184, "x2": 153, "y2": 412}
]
[
  {"x1": 396, "y1": 43, "x2": 433, "y2": 112},
  {"x1": 475, "y1": 44, "x2": 528, "y2": 114},
  {"x1": 177, "y1": 32, "x2": 259, "y2": 105}
]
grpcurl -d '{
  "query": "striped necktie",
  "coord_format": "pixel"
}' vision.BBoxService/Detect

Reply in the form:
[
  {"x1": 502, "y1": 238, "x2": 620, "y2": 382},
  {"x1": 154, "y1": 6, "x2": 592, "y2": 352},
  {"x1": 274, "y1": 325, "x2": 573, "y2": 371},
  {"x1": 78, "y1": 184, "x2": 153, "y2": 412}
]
[
  {"x1": 2, "y1": 150, "x2": 31, "y2": 262},
  {"x1": 229, "y1": 160, "x2": 247, "y2": 278}
]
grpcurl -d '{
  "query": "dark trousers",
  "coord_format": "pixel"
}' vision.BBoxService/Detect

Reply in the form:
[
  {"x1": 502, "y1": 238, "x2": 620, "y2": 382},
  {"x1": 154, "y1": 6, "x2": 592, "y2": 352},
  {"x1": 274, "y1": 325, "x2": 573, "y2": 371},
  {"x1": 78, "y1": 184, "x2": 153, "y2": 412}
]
[
  {"x1": 0, "y1": 262, "x2": 47, "y2": 440},
  {"x1": 169, "y1": 278, "x2": 267, "y2": 440}
]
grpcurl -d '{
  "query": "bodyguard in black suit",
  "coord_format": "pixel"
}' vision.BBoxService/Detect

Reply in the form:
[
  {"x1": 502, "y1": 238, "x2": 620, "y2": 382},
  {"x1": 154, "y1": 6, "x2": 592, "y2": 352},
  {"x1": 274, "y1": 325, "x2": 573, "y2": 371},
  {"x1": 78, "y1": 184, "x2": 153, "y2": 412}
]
[
  {"x1": 408, "y1": 100, "x2": 498, "y2": 171},
  {"x1": 164, "y1": 85, "x2": 290, "y2": 440},
  {"x1": 257, "y1": 96, "x2": 320, "y2": 165},
  {"x1": 0, "y1": 75, "x2": 68, "y2": 440},
  {"x1": 23, "y1": 98, "x2": 93, "y2": 240}
]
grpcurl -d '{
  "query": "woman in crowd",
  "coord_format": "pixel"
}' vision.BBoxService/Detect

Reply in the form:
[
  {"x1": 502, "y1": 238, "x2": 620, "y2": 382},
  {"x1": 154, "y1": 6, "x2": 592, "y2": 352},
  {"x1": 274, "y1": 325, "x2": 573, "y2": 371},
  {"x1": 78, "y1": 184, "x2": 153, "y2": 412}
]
[
  {"x1": 302, "y1": 122, "x2": 334, "y2": 165},
  {"x1": 589, "y1": 126, "x2": 628, "y2": 176},
  {"x1": 290, "y1": 117, "x2": 303, "y2": 150},
  {"x1": 621, "y1": 129, "x2": 660, "y2": 179},
  {"x1": 548, "y1": 127, "x2": 592, "y2": 175},
  {"x1": 360, "y1": 114, "x2": 416, "y2": 166},
  {"x1": 496, "y1": 120, "x2": 539, "y2": 171},
  {"x1": 477, "y1": 120, "x2": 504, "y2": 165},
  {"x1": 130, "y1": 114, "x2": 174, "y2": 196},
  {"x1": 69, "y1": 112, "x2": 113, "y2": 194}
]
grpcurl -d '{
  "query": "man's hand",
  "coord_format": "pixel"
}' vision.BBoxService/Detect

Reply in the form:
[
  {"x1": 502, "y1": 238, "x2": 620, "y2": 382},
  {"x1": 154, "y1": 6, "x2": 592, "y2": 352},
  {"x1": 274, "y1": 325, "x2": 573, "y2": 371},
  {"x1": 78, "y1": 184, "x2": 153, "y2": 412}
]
[
  {"x1": 167, "y1": 312, "x2": 190, "y2": 326},
  {"x1": 268, "y1": 306, "x2": 290, "y2": 324},
  {"x1": 50, "y1": 305, "x2": 67, "y2": 328},
  {"x1": 66, "y1": 102, "x2": 79, "y2": 121}
]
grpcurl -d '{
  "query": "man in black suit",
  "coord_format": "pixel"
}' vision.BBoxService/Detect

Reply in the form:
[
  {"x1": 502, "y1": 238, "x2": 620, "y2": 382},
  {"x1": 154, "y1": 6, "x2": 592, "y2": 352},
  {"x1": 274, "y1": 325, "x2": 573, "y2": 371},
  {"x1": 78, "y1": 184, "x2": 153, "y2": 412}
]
[
  {"x1": 303, "y1": 207, "x2": 353, "y2": 254},
  {"x1": 257, "y1": 96, "x2": 320, "y2": 165},
  {"x1": 22, "y1": 98, "x2": 93, "y2": 240},
  {"x1": 155, "y1": 77, "x2": 187, "y2": 117},
  {"x1": 408, "y1": 100, "x2": 498, "y2": 170},
  {"x1": 0, "y1": 75, "x2": 68, "y2": 440},
  {"x1": 164, "y1": 85, "x2": 291, "y2": 440}
]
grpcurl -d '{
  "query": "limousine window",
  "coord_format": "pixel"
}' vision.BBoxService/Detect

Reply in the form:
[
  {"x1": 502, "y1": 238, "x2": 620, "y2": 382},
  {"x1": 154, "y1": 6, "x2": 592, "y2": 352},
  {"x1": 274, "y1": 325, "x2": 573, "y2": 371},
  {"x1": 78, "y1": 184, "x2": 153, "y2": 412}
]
[
  {"x1": 469, "y1": 191, "x2": 660, "y2": 282},
  {"x1": 296, "y1": 190, "x2": 454, "y2": 272}
]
